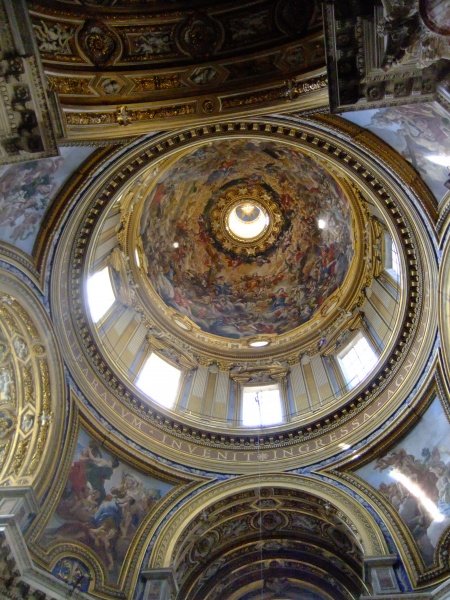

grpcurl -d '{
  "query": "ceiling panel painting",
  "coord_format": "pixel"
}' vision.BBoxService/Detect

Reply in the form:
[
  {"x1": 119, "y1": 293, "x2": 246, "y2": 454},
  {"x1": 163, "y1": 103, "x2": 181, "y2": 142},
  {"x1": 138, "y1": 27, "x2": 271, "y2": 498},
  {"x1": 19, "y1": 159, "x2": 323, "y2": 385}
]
[
  {"x1": 355, "y1": 396, "x2": 450, "y2": 568},
  {"x1": 40, "y1": 428, "x2": 174, "y2": 585},
  {"x1": 0, "y1": 146, "x2": 96, "y2": 254},
  {"x1": 341, "y1": 103, "x2": 450, "y2": 203},
  {"x1": 139, "y1": 138, "x2": 354, "y2": 339}
]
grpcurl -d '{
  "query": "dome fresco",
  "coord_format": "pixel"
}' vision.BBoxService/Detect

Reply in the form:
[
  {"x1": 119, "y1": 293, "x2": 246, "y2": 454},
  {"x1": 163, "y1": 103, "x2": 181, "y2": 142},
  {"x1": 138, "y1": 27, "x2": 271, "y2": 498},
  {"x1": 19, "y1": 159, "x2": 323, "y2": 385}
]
[{"x1": 139, "y1": 139, "x2": 354, "y2": 339}]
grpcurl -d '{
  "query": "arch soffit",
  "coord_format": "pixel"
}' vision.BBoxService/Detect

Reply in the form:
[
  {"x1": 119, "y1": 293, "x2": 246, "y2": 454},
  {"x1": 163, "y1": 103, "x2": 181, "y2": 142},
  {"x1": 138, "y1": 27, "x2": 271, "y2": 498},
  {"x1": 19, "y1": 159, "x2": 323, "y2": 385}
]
[
  {"x1": 149, "y1": 473, "x2": 389, "y2": 570},
  {"x1": 0, "y1": 264, "x2": 65, "y2": 498}
]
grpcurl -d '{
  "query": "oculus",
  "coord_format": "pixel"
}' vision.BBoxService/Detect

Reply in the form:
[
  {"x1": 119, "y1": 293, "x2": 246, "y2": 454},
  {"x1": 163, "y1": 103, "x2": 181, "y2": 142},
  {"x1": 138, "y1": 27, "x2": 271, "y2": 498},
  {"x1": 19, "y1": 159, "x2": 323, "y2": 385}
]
[{"x1": 209, "y1": 181, "x2": 283, "y2": 256}]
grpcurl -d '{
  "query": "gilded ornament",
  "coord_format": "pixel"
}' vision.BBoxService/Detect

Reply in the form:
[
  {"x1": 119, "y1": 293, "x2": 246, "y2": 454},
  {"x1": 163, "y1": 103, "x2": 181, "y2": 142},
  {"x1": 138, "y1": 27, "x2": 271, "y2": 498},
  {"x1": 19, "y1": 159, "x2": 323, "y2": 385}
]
[
  {"x1": 10, "y1": 300, "x2": 38, "y2": 339},
  {"x1": 0, "y1": 305, "x2": 19, "y2": 334},
  {"x1": 178, "y1": 13, "x2": 222, "y2": 59},
  {"x1": 47, "y1": 76, "x2": 93, "y2": 96},
  {"x1": 0, "y1": 440, "x2": 11, "y2": 473},
  {"x1": 216, "y1": 361, "x2": 233, "y2": 372},
  {"x1": 230, "y1": 364, "x2": 288, "y2": 385},
  {"x1": 39, "y1": 359, "x2": 51, "y2": 412},
  {"x1": 132, "y1": 75, "x2": 181, "y2": 92},
  {"x1": 79, "y1": 20, "x2": 119, "y2": 65},
  {"x1": 223, "y1": 75, "x2": 327, "y2": 109},
  {"x1": 9, "y1": 438, "x2": 29, "y2": 476},
  {"x1": 208, "y1": 182, "x2": 284, "y2": 258},
  {"x1": 134, "y1": 104, "x2": 196, "y2": 120},
  {"x1": 66, "y1": 112, "x2": 116, "y2": 126},
  {"x1": 0, "y1": 406, "x2": 15, "y2": 439},
  {"x1": 202, "y1": 98, "x2": 215, "y2": 113},
  {"x1": 22, "y1": 365, "x2": 35, "y2": 404},
  {"x1": 117, "y1": 105, "x2": 131, "y2": 126},
  {"x1": 32, "y1": 344, "x2": 45, "y2": 356},
  {"x1": 222, "y1": 88, "x2": 285, "y2": 110},
  {"x1": 26, "y1": 411, "x2": 52, "y2": 475},
  {"x1": 0, "y1": 340, "x2": 8, "y2": 362}
]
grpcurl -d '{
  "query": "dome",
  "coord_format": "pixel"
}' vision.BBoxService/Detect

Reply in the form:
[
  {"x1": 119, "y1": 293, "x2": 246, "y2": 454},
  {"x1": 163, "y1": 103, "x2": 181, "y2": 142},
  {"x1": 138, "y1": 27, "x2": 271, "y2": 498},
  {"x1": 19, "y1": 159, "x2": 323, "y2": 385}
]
[
  {"x1": 47, "y1": 116, "x2": 427, "y2": 468},
  {"x1": 139, "y1": 139, "x2": 354, "y2": 339}
]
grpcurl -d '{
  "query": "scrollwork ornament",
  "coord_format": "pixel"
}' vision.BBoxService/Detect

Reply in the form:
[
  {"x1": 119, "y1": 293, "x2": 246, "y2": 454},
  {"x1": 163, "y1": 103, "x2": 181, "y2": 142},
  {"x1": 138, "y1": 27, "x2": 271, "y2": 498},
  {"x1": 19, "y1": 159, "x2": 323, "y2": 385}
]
[
  {"x1": 0, "y1": 405, "x2": 16, "y2": 439},
  {"x1": 177, "y1": 14, "x2": 223, "y2": 59},
  {"x1": 8, "y1": 437, "x2": 28, "y2": 476},
  {"x1": 78, "y1": 20, "x2": 120, "y2": 66}
]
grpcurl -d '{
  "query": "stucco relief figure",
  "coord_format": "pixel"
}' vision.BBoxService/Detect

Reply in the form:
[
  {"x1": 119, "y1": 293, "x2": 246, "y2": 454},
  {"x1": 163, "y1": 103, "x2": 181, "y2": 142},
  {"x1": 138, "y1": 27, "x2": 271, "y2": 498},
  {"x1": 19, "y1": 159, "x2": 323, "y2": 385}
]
[
  {"x1": 0, "y1": 367, "x2": 13, "y2": 403},
  {"x1": 33, "y1": 21, "x2": 73, "y2": 55},
  {"x1": 21, "y1": 413, "x2": 34, "y2": 433},
  {"x1": 109, "y1": 247, "x2": 135, "y2": 307},
  {"x1": 134, "y1": 31, "x2": 172, "y2": 56},
  {"x1": 13, "y1": 338, "x2": 28, "y2": 361},
  {"x1": 229, "y1": 11, "x2": 269, "y2": 43},
  {"x1": 42, "y1": 431, "x2": 173, "y2": 582},
  {"x1": 378, "y1": 0, "x2": 450, "y2": 69}
]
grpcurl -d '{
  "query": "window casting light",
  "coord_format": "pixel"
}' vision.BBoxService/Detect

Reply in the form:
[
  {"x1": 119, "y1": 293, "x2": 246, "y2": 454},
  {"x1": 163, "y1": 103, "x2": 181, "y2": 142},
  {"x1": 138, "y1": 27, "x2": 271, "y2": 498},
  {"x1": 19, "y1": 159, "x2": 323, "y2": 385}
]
[
  {"x1": 136, "y1": 352, "x2": 181, "y2": 409},
  {"x1": 87, "y1": 267, "x2": 115, "y2": 323},
  {"x1": 249, "y1": 340, "x2": 270, "y2": 347},
  {"x1": 242, "y1": 385, "x2": 282, "y2": 427}
]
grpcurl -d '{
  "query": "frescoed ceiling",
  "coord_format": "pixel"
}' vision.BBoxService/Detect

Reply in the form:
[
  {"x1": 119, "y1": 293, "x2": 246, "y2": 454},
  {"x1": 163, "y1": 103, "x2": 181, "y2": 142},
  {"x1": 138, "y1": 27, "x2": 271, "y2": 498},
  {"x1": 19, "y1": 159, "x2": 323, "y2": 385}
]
[{"x1": 139, "y1": 138, "x2": 354, "y2": 339}]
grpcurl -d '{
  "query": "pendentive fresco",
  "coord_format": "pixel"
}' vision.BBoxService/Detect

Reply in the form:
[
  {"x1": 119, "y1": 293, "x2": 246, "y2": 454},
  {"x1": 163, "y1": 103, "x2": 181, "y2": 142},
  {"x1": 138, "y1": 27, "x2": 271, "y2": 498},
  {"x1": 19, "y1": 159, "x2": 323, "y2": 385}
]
[
  {"x1": 342, "y1": 102, "x2": 450, "y2": 203},
  {"x1": 356, "y1": 397, "x2": 450, "y2": 567},
  {"x1": 0, "y1": 146, "x2": 95, "y2": 253},
  {"x1": 41, "y1": 428, "x2": 174, "y2": 583}
]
